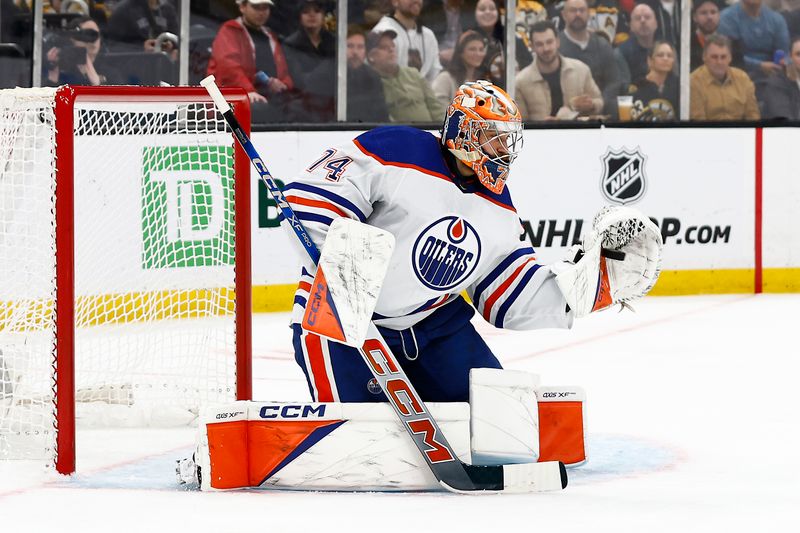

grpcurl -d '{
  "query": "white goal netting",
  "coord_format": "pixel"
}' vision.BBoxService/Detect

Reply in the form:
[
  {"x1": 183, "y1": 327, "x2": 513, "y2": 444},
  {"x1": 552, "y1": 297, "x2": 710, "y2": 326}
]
[{"x1": 0, "y1": 87, "x2": 244, "y2": 468}]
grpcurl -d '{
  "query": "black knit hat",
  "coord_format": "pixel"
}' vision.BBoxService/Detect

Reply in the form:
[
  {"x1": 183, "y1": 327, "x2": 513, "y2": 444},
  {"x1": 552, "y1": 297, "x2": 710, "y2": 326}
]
[{"x1": 692, "y1": 0, "x2": 725, "y2": 12}]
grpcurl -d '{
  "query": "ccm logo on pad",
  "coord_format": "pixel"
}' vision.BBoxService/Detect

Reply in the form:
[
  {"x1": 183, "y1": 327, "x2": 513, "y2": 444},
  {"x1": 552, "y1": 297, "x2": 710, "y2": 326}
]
[
  {"x1": 259, "y1": 405, "x2": 327, "y2": 419},
  {"x1": 305, "y1": 280, "x2": 327, "y2": 326}
]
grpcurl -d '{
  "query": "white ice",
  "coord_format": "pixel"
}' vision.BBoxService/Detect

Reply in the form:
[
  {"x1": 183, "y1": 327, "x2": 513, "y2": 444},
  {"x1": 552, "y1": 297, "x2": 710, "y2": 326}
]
[{"x1": 1, "y1": 294, "x2": 798, "y2": 532}]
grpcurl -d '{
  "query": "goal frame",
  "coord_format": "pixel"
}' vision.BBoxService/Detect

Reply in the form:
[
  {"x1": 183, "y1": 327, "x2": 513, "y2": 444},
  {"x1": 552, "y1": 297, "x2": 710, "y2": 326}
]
[{"x1": 51, "y1": 85, "x2": 253, "y2": 474}]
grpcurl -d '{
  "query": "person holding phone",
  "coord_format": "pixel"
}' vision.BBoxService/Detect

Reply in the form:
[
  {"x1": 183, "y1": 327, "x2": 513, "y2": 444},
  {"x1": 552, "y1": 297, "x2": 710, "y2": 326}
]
[
  {"x1": 762, "y1": 36, "x2": 800, "y2": 119},
  {"x1": 45, "y1": 16, "x2": 121, "y2": 86}
]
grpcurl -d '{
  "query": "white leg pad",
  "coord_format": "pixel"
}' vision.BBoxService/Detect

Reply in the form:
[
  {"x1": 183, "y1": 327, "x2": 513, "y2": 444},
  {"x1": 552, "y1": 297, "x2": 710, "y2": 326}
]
[{"x1": 469, "y1": 368, "x2": 540, "y2": 465}]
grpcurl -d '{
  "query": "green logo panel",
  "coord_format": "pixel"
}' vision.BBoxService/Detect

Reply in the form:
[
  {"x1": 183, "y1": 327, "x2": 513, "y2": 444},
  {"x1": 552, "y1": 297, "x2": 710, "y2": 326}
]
[
  {"x1": 141, "y1": 145, "x2": 235, "y2": 269},
  {"x1": 258, "y1": 177, "x2": 285, "y2": 228}
]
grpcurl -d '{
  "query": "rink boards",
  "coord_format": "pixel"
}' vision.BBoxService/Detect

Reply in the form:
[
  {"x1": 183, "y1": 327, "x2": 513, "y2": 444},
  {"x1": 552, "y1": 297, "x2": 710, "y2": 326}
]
[
  {"x1": 8, "y1": 125, "x2": 791, "y2": 320},
  {"x1": 247, "y1": 126, "x2": 799, "y2": 305}
]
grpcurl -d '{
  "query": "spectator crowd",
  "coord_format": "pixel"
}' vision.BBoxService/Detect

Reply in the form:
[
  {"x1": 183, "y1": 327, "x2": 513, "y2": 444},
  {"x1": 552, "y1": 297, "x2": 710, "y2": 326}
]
[
  {"x1": 1, "y1": 0, "x2": 181, "y2": 87},
  {"x1": 0, "y1": 0, "x2": 798, "y2": 122}
]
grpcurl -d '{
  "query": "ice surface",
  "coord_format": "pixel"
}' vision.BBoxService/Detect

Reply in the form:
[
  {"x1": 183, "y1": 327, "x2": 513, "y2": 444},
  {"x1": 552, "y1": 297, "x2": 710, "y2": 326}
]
[{"x1": 1, "y1": 294, "x2": 798, "y2": 532}]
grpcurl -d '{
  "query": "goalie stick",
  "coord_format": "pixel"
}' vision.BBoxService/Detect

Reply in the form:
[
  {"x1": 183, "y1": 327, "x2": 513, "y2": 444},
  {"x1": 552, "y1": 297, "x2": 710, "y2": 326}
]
[{"x1": 200, "y1": 76, "x2": 567, "y2": 493}]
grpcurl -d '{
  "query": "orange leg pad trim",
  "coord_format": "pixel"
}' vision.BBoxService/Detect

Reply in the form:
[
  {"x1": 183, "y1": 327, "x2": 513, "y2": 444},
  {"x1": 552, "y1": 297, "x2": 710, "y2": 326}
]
[
  {"x1": 246, "y1": 420, "x2": 339, "y2": 486},
  {"x1": 537, "y1": 401, "x2": 586, "y2": 465},
  {"x1": 207, "y1": 419, "x2": 346, "y2": 489},
  {"x1": 207, "y1": 420, "x2": 250, "y2": 489}
]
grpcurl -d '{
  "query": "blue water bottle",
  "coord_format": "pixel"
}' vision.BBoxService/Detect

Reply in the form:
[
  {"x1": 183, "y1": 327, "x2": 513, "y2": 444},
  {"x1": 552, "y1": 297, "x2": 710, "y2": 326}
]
[
  {"x1": 255, "y1": 71, "x2": 270, "y2": 85},
  {"x1": 773, "y1": 50, "x2": 785, "y2": 65}
]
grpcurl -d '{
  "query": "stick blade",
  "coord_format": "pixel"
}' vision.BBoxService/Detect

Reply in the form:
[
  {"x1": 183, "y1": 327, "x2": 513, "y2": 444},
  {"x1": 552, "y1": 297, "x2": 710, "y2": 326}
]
[
  {"x1": 501, "y1": 461, "x2": 568, "y2": 493},
  {"x1": 302, "y1": 218, "x2": 394, "y2": 346},
  {"x1": 439, "y1": 461, "x2": 567, "y2": 494}
]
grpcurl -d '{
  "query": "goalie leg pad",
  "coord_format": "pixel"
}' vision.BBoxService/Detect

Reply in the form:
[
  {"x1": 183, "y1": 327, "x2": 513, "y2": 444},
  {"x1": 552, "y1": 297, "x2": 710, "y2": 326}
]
[
  {"x1": 468, "y1": 370, "x2": 588, "y2": 468},
  {"x1": 196, "y1": 401, "x2": 471, "y2": 491},
  {"x1": 469, "y1": 368, "x2": 541, "y2": 465},
  {"x1": 536, "y1": 386, "x2": 587, "y2": 467},
  {"x1": 199, "y1": 404, "x2": 249, "y2": 490}
]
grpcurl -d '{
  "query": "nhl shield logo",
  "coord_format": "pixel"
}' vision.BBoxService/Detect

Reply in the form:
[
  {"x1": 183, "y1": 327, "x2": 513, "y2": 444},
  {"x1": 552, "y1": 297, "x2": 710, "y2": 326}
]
[{"x1": 600, "y1": 147, "x2": 647, "y2": 205}]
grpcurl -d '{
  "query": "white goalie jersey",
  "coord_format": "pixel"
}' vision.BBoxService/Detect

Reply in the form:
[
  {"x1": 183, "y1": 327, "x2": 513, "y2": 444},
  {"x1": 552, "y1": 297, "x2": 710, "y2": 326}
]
[{"x1": 286, "y1": 126, "x2": 573, "y2": 332}]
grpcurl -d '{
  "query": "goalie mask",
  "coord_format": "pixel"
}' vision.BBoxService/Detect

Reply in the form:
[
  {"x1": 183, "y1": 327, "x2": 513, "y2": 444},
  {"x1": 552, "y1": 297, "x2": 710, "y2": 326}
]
[{"x1": 440, "y1": 80, "x2": 523, "y2": 194}]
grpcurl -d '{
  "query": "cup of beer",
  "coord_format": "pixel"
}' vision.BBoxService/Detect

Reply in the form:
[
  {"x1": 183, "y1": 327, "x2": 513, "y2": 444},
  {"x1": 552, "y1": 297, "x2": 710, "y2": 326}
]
[{"x1": 617, "y1": 95, "x2": 633, "y2": 121}]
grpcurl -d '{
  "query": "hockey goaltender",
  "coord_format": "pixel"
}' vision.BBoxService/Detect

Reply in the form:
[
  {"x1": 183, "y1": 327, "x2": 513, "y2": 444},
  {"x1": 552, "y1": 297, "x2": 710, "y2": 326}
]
[{"x1": 178, "y1": 78, "x2": 663, "y2": 493}]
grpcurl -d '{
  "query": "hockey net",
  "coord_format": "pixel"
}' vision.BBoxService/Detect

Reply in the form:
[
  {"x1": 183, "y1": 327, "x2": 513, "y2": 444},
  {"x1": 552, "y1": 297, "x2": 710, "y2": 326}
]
[{"x1": 0, "y1": 86, "x2": 251, "y2": 473}]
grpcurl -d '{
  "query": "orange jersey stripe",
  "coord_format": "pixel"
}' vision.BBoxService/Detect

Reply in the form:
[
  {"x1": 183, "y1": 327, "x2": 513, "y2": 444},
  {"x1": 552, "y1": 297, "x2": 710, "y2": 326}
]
[
  {"x1": 285, "y1": 195, "x2": 349, "y2": 218},
  {"x1": 298, "y1": 281, "x2": 312, "y2": 293}
]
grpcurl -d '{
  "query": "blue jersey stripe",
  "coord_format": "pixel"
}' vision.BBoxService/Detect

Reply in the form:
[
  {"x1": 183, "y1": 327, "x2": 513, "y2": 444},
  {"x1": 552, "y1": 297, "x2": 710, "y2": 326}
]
[
  {"x1": 410, "y1": 296, "x2": 440, "y2": 314},
  {"x1": 355, "y1": 126, "x2": 451, "y2": 179},
  {"x1": 372, "y1": 295, "x2": 446, "y2": 321},
  {"x1": 494, "y1": 263, "x2": 542, "y2": 328},
  {"x1": 473, "y1": 247, "x2": 535, "y2": 306},
  {"x1": 283, "y1": 182, "x2": 367, "y2": 222},
  {"x1": 294, "y1": 295, "x2": 307, "y2": 308},
  {"x1": 296, "y1": 211, "x2": 334, "y2": 227}
]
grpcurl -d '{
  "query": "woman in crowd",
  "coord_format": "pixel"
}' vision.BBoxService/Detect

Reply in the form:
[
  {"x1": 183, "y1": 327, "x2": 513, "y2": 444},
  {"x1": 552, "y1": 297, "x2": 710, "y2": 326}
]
[
  {"x1": 431, "y1": 30, "x2": 488, "y2": 107},
  {"x1": 45, "y1": 15, "x2": 121, "y2": 86},
  {"x1": 471, "y1": 0, "x2": 532, "y2": 87},
  {"x1": 628, "y1": 40, "x2": 679, "y2": 121},
  {"x1": 761, "y1": 36, "x2": 800, "y2": 120},
  {"x1": 283, "y1": 0, "x2": 336, "y2": 122}
]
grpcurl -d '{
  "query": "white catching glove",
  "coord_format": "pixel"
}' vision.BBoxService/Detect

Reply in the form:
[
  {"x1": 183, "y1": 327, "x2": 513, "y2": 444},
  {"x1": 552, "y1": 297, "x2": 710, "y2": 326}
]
[{"x1": 553, "y1": 206, "x2": 663, "y2": 318}]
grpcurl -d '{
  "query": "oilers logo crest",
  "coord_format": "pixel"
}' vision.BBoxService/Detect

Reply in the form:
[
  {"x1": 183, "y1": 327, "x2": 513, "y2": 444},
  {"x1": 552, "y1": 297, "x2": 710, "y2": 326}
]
[{"x1": 412, "y1": 216, "x2": 481, "y2": 291}]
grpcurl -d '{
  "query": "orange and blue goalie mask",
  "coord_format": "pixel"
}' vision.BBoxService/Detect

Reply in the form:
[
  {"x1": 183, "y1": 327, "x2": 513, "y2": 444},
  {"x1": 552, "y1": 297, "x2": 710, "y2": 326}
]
[{"x1": 441, "y1": 81, "x2": 523, "y2": 194}]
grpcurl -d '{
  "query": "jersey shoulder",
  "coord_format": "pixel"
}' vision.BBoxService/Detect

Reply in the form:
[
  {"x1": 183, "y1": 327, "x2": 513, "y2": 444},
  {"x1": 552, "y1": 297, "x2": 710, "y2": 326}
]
[
  {"x1": 354, "y1": 125, "x2": 517, "y2": 213},
  {"x1": 353, "y1": 126, "x2": 451, "y2": 179},
  {"x1": 482, "y1": 184, "x2": 517, "y2": 215}
]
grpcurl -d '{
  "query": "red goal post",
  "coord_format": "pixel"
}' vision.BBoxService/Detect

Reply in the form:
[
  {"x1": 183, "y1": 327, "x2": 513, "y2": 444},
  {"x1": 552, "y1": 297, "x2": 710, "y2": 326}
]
[{"x1": 0, "y1": 85, "x2": 253, "y2": 474}]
